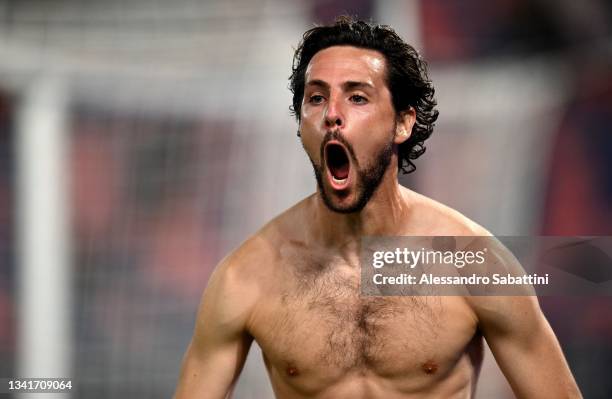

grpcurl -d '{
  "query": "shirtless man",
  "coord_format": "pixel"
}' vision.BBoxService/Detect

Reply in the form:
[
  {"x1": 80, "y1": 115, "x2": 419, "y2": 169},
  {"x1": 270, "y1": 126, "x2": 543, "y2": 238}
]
[{"x1": 174, "y1": 17, "x2": 581, "y2": 398}]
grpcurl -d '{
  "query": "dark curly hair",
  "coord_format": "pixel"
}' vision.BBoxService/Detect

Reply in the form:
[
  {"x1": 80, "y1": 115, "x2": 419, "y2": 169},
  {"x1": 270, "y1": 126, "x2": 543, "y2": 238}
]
[{"x1": 289, "y1": 16, "x2": 439, "y2": 174}]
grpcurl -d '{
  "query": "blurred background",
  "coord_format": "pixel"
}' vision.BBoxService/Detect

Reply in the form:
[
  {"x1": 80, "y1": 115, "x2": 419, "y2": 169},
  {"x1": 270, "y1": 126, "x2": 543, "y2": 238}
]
[{"x1": 0, "y1": 0, "x2": 611, "y2": 397}]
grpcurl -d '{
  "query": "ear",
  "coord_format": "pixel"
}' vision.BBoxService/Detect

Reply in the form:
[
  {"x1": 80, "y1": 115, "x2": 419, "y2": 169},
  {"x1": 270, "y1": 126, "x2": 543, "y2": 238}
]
[{"x1": 394, "y1": 107, "x2": 416, "y2": 145}]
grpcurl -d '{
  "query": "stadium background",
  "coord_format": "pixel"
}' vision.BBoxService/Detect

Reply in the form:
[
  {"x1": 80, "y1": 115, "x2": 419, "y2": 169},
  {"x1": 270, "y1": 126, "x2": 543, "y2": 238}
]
[{"x1": 0, "y1": 0, "x2": 611, "y2": 397}]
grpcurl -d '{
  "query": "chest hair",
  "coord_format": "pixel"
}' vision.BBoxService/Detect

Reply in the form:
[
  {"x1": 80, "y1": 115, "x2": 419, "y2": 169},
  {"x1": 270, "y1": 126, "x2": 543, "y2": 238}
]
[{"x1": 276, "y1": 255, "x2": 442, "y2": 369}]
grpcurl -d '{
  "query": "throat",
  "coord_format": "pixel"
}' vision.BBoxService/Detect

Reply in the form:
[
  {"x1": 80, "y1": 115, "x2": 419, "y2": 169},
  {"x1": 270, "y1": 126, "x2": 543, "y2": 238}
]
[{"x1": 314, "y1": 183, "x2": 409, "y2": 237}]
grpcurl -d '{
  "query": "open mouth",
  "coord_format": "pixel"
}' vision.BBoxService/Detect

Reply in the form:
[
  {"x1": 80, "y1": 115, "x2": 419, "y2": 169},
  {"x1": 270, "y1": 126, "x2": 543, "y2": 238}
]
[{"x1": 324, "y1": 142, "x2": 351, "y2": 189}]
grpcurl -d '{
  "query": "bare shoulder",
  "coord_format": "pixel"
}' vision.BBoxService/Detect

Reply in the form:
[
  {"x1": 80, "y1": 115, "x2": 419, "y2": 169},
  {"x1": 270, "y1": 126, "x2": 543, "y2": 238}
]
[
  {"x1": 196, "y1": 217, "x2": 282, "y2": 331},
  {"x1": 204, "y1": 197, "x2": 310, "y2": 309},
  {"x1": 195, "y1": 235, "x2": 269, "y2": 335},
  {"x1": 207, "y1": 227, "x2": 280, "y2": 307},
  {"x1": 401, "y1": 188, "x2": 542, "y2": 324},
  {"x1": 404, "y1": 187, "x2": 491, "y2": 236}
]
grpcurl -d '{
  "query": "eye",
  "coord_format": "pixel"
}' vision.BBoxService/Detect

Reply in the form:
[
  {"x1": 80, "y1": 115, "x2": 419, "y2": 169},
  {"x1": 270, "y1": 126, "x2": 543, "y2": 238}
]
[
  {"x1": 350, "y1": 94, "x2": 368, "y2": 104},
  {"x1": 309, "y1": 95, "x2": 325, "y2": 104}
]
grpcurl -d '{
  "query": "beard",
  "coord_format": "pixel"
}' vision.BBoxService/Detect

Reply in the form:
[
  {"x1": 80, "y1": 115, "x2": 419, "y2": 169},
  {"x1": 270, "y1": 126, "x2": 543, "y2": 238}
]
[{"x1": 309, "y1": 130, "x2": 394, "y2": 214}]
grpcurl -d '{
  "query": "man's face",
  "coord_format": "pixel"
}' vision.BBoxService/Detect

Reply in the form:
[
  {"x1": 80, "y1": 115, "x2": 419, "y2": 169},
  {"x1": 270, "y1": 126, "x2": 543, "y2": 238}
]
[{"x1": 299, "y1": 45, "x2": 402, "y2": 213}]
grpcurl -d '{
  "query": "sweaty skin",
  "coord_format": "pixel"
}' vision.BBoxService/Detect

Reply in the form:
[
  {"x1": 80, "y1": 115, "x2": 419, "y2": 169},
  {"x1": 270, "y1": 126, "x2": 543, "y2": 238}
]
[{"x1": 174, "y1": 46, "x2": 581, "y2": 399}]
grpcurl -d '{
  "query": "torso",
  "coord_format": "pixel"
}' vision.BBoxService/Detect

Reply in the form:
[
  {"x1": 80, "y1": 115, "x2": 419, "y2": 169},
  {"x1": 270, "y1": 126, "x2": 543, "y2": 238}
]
[{"x1": 246, "y1": 191, "x2": 486, "y2": 398}]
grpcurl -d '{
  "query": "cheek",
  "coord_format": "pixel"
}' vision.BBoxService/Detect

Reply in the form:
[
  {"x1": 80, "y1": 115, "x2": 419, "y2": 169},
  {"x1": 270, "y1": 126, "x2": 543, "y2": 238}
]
[
  {"x1": 300, "y1": 102, "x2": 325, "y2": 129},
  {"x1": 352, "y1": 103, "x2": 395, "y2": 135},
  {"x1": 353, "y1": 139, "x2": 385, "y2": 167},
  {"x1": 300, "y1": 104, "x2": 316, "y2": 121},
  {"x1": 350, "y1": 113, "x2": 395, "y2": 161},
  {"x1": 299, "y1": 120, "x2": 323, "y2": 162}
]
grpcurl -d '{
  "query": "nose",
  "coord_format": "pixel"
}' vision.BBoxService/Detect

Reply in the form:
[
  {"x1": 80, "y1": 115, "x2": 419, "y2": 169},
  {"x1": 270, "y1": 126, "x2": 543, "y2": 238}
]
[{"x1": 324, "y1": 96, "x2": 344, "y2": 129}]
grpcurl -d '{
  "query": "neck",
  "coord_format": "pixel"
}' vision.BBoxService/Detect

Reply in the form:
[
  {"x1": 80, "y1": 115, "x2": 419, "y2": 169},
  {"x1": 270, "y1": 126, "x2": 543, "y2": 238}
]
[{"x1": 309, "y1": 165, "x2": 412, "y2": 247}]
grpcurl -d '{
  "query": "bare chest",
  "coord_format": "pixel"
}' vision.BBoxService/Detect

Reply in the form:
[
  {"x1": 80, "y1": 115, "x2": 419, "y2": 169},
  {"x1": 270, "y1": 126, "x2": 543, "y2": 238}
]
[{"x1": 250, "y1": 259, "x2": 480, "y2": 387}]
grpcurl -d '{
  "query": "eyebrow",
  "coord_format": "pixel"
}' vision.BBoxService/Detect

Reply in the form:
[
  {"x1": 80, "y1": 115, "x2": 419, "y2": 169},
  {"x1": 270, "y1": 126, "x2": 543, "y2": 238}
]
[
  {"x1": 344, "y1": 81, "x2": 375, "y2": 91},
  {"x1": 305, "y1": 79, "x2": 375, "y2": 91}
]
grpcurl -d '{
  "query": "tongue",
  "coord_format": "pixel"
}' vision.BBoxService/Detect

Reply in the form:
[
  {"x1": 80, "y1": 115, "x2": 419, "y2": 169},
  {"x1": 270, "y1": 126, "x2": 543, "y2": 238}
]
[{"x1": 330, "y1": 163, "x2": 349, "y2": 179}]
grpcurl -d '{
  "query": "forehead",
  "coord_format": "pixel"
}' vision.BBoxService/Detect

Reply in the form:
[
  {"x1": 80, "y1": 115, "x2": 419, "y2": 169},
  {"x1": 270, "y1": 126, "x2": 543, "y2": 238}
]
[{"x1": 305, "y1": 46, "x2": 387, "y2": 86}]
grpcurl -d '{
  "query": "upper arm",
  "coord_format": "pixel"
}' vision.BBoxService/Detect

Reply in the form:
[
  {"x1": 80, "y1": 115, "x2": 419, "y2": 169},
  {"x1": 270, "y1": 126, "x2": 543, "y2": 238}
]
[
  {"x1": 475, "y1": 295, "x2": 580, "y2": 398},
  {"x1": 468, "y1": 240, "x2": 582, "y2": 398},
  {"x1": 174, "y1": 254, "x2": 258, "y2": 399}
]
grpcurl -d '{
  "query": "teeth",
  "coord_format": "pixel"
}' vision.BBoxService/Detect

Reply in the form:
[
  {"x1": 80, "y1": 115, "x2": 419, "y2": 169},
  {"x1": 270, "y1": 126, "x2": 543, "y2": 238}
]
[{"x1": 332, "y1": 176, "x2": 347, "y2": 184}]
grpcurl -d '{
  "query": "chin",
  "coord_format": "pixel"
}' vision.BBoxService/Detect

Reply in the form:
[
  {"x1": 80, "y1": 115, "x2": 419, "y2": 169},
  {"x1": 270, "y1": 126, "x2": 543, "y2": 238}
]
[{"x1": 321, "y1": 188, "x2": 366, "y2": 214}]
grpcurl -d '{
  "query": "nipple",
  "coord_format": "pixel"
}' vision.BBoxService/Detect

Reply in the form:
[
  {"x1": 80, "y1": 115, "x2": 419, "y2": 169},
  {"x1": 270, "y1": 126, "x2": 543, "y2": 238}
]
[
  {"x1": 286, "y1": 366, "x2": 299, "y2": 377},
  {"x1": 422, "y1": 360, "x2": 438, "y2": 375}
]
